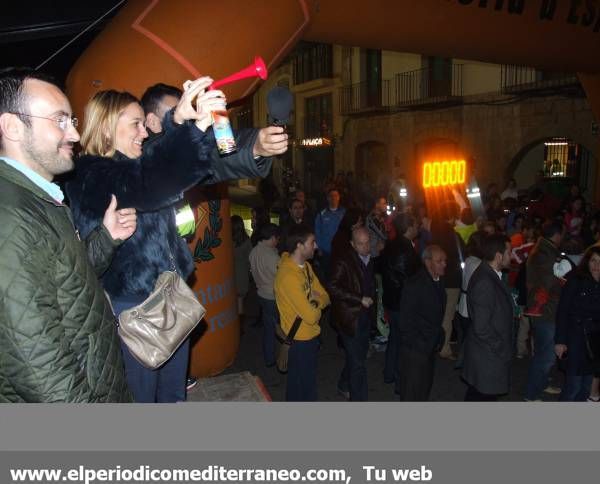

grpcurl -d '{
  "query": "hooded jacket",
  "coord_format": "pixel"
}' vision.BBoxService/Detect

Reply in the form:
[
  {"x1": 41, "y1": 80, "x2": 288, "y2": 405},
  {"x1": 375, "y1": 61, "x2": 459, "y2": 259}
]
[
  {"x1": 526, "y1": 237, "x2": 561, "y2": 323},
  {"x1": 274, "y1": 253, "x2": 330, "y2": 341}
]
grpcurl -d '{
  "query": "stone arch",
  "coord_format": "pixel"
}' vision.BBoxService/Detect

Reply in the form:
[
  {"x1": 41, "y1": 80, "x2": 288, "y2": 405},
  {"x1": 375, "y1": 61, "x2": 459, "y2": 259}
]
[
  {"x1": 506, "y1": 135, "x2": 598, "y2": 198},
  {"x1": 505, "y1": 137, "x2": 547, "y2": 181}
]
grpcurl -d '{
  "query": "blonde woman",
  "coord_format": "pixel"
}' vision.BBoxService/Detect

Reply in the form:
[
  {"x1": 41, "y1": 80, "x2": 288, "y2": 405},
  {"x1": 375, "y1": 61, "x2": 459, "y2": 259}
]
[{"x1": 67, "y1": 78, "x2": 286, "y2": 402}]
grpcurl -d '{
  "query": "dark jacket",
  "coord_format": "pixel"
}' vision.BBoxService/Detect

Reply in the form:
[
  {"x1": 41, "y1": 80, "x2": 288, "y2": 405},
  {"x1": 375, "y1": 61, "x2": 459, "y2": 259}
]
[
  {"x1": 0, "y1": 161, "x2": 131, "y2": 402},
  {"x1": 462, "y1": 262, "x2": 514, "y2": 395},
  {"x1": 526, "y1": 237, "x2": 561, "y2": 323},
  {"x1": 430, "y1": 220, "x2": 464, "y2": 288},
  {"x1": 67, "y1": 113, "x2": 270, "y2": 299},
  {"x1": 555, "y1": 273, "x2": 600, "y2": 375},
  {"x1": 330, "y1": 227, "x2": 352, "y2": 265},
  {"x1": 329, "y1": 250, "x2": 376, "y2": 337},
  {"x1": 398, "y1": 268, "x2": 447, "y2": 354},
  {"x1": 380, "y1": 235, "x2": 421, "y2": 311}
]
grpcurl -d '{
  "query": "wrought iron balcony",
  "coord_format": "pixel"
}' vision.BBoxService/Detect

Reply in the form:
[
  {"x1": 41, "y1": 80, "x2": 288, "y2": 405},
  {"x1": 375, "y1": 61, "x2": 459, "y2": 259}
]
[
  {"x1": 501, "y1": 65, "x2": 579, "y2": 93},
  {"x1": 340, "y1": 64, "x2": 463, "y2": 115}
]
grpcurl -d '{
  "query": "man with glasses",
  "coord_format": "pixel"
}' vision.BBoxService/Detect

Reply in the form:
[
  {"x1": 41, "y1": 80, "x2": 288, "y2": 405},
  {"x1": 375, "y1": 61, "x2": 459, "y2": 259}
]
[
  {"x1": 9, "y1": 112, "x2": 79, "y2": 130},
  {"x1": 0, "y1": 68, "x2": 136, "y2": 402}
]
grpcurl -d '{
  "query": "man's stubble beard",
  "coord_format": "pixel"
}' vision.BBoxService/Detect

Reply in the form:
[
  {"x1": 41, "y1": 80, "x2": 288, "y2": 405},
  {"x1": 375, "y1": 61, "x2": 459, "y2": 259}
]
[{"x1": 23, "y1": 128, "x2": 74, "y2": 178}]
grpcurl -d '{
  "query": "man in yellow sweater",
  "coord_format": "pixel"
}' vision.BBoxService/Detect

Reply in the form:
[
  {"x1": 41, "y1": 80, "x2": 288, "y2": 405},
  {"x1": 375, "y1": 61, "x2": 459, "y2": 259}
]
[{"x1": 274, "y1": 224, "x2": 330, "y2": 401}]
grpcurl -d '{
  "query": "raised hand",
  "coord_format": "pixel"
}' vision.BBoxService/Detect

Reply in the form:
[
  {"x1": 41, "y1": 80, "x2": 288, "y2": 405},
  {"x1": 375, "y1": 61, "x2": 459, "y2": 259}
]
[
  {"x1": 253, "y1": 126, "x2": 289, "y2": 158},
  {"x1": 102, "y1": 194, "x2": 137, "y2": 241},
  {"x1": 174, "y1": 77, "x2": 228, "y2": 131}
]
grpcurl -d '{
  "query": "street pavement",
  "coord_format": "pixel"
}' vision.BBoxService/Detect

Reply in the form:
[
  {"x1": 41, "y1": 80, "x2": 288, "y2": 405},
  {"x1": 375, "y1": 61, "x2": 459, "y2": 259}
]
[{"x1": 218, "y1": 294, "x2": 562, "y2": 402}]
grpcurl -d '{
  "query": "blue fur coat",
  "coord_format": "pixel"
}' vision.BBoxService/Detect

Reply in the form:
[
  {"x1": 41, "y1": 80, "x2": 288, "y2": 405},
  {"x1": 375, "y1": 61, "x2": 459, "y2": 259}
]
[{"x1": 67, "y1": 112, "x2": 269, "y2": 299}]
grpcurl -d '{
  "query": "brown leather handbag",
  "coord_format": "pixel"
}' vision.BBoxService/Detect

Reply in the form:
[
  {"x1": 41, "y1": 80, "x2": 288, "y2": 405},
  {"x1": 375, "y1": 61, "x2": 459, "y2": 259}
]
[{"x1": 118, "y1": 271, "x2": 205, "y2": 369}]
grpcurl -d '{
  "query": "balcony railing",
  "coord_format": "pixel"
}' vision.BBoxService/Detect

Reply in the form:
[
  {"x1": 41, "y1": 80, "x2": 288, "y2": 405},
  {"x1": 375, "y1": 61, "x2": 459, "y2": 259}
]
[
  {"x1": 339, "y1": 79, "x2": 392, "y2": 114},
  {"x1": 340, "y1": 64, "x2": 463, "y2": 115},
  {"x1": 501, "y1": 65, "x2": 579, "y2": 93}
]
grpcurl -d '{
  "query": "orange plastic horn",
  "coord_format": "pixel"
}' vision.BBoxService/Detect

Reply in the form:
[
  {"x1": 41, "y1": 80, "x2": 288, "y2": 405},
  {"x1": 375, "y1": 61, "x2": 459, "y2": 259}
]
[{"x1": 209, "y1": 56, "x2": 268, "y2": 90}]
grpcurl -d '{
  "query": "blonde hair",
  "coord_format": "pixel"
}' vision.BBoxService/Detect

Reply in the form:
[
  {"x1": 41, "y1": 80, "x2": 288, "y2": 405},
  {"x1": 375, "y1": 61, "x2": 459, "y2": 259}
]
[{"x1": 80, "y1": 90, "x2": 139, "y2": 157}]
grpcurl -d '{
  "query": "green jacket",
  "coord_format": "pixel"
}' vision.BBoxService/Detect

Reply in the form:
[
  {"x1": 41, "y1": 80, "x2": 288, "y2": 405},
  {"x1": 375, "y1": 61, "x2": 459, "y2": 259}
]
[{"x1": 0, "y1": 160, "x2": 131, "y2": 402}]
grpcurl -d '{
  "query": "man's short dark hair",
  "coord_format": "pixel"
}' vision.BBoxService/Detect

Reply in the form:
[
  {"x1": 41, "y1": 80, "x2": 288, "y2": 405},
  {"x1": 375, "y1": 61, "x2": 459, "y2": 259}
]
[
  {"x1": 257, "y1": 223, "x2": 280, "y2": 242},
  {"x1": 460, "y1": 207, "x2": 474, "y2": 225},
  {"x1": 542, "y1": 220, "x2": 564, "y2": 239},
  {"x1": 466, "y1": 230, "x2": 486, "y2": 259},
  {"x1": 140, "y1": 83, "x2": 182, "y2": 116},
  {"x1": 0, "y1": 67, "x2": 59, "y2": 132},
  {"x1": 481, "y1": 234, "x2": 509, "y2": 262},
  {"x1": 286, "y1": 224, "x2": 313, "y2": 254}
]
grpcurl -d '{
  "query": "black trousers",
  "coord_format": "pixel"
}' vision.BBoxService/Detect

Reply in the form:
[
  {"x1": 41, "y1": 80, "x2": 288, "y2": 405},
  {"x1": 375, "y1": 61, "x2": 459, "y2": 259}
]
[
  {"x1": 464, "y1": 384, "x2": 498, "y2": 402},
  {"x1": 396, "y1": 347, "x2": 435, "y2": 401}
]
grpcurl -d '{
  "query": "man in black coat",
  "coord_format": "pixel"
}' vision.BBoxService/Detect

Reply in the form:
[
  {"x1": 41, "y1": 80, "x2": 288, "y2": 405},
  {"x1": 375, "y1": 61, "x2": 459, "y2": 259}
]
[
  {"x1": 396, "y1": 245, "x2": 447, "y2": 401},
  {"x1": 329, "y1": 227, "x2": 376, "y2": 401},
  {"x1": 430, "y1": 201, "x2": 465, "y2": 359},
  {"x1": 381, "y1": 213, "x2": 421, "y2": 384},
  {"x1": 462, "y1": 234, "x2": 514, "y2": 401}
]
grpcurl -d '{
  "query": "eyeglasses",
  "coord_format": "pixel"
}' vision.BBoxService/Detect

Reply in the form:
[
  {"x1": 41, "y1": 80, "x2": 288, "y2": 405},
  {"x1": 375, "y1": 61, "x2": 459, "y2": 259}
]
[{"x1": 11, "y1": 112, "x2": 78, "y2": 131}]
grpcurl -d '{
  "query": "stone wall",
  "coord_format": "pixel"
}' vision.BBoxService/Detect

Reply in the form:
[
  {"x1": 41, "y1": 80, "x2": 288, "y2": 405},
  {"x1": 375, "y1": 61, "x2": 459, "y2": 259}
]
[{"x1": 339, "y1": 92, "x2": 598, "y2": 197}]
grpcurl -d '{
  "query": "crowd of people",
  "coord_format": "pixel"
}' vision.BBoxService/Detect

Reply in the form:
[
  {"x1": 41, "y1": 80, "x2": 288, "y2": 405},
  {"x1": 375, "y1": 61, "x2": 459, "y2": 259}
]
[
  {"x1": 2, "y1": 67, "x2": 600, "y2": 403},
  {"x1": 240, "y1": 171, "x2": 600, "y2": 402}
]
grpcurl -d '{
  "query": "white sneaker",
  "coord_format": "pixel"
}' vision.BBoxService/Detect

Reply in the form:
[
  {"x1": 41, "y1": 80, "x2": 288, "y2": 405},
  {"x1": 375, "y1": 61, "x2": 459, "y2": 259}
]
[{"x1": 543, "y1": 385, "x2": 561, "y2": 395}]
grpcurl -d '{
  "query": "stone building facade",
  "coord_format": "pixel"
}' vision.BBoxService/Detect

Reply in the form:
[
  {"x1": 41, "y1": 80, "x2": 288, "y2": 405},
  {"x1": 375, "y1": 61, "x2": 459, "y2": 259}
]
[
  {"x1": 341, "y1": 93, "x2": 597, "y2": 201},
  {"x1": 239, "y1": 44, "x2": 598, "y2": 208}
]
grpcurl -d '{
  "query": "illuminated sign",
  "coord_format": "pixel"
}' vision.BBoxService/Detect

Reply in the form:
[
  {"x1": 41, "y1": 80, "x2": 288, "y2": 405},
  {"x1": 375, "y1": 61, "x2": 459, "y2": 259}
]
[
  {"x1": 300, "y1": 137, "x2": 331, "y2": 147},
  {"x1": 422, "y1": 160, "x2": 467, "y2": 188}
]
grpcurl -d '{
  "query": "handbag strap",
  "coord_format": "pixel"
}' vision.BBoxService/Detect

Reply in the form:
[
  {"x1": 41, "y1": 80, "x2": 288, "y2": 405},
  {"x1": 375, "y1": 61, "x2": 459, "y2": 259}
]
[
  {"x1": 285, "y1": 316, "x2": 303, "y2": 344},
  {"x1": 283, "y1": 266, "x2": 314, "y2": 344},
  {"x1": 103, "y1": 290, "x2": 119, "y2": 327}
]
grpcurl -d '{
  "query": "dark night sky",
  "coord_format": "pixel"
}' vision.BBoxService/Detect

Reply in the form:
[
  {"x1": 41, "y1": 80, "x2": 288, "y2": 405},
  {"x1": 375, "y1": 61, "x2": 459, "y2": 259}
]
[{"x1": 0, "y1": 1, "x2": 124, "y2": 84}]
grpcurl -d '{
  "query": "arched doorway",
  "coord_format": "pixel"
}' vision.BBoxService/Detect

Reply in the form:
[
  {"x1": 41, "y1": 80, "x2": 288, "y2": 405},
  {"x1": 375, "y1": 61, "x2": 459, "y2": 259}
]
[{"x1": 507, "y1": 137, "x2": 597, "y2": 199}]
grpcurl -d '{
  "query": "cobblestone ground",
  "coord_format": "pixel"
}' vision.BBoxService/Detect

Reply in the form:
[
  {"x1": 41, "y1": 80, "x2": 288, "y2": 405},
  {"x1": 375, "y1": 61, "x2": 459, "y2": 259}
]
[{"x1": 213, "y1": 287, "x2": 563, "y2": 402}]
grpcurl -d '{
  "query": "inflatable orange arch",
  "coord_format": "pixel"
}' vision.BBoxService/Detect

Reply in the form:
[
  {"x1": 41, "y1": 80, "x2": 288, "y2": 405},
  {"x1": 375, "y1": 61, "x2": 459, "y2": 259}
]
[{"x1": 67, "y1": 0, "x2": 600, "y2": 376}]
